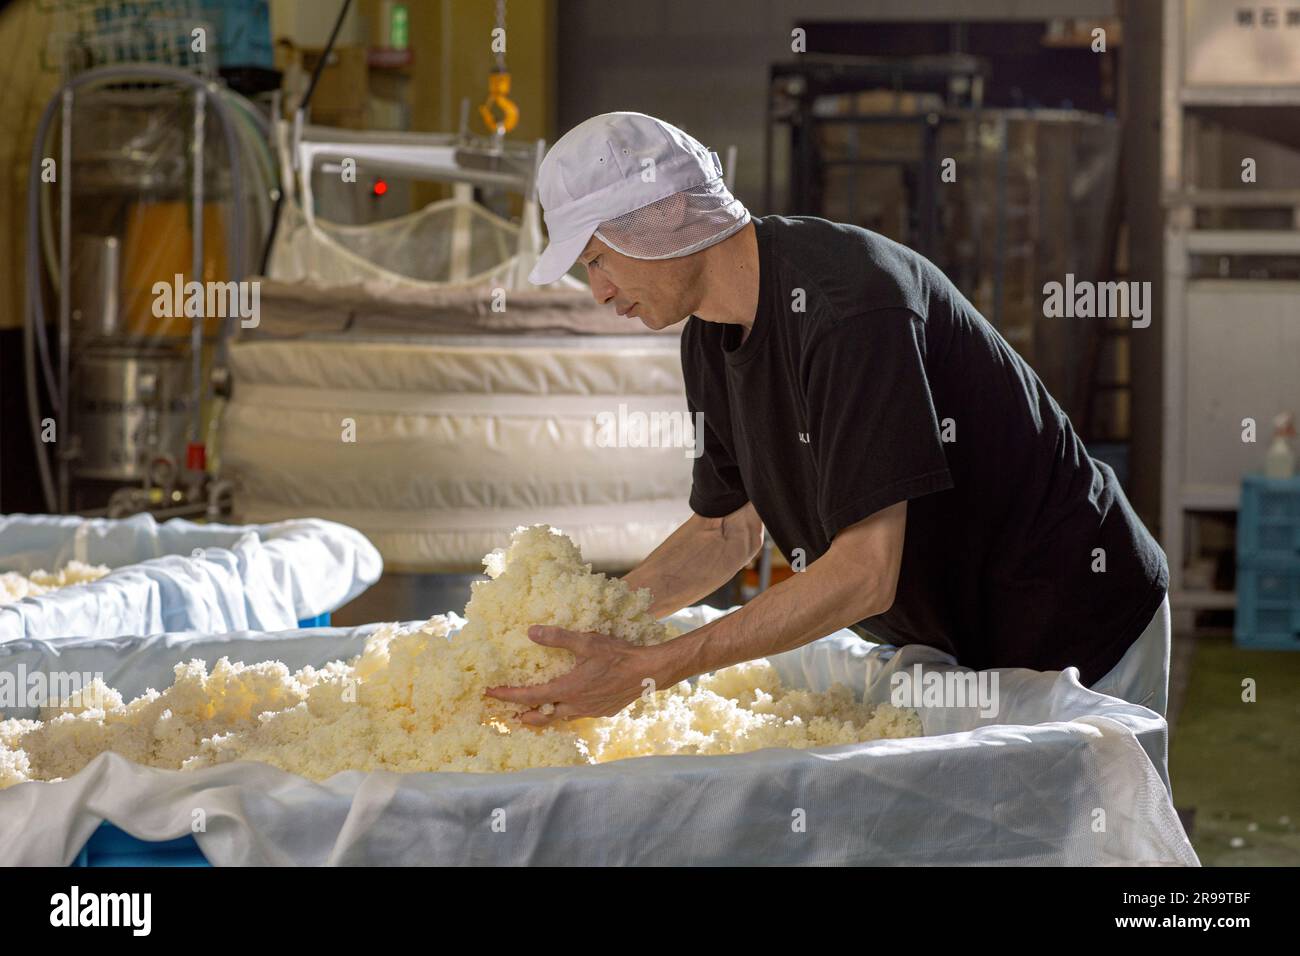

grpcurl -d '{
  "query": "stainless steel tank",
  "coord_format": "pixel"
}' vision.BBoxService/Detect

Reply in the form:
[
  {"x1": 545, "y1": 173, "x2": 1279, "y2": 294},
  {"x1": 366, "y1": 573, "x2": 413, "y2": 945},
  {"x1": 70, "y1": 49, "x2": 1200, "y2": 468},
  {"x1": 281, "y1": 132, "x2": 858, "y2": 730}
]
[
  {"x1": 70, "y1": 236, "x2": 121, "y2": 340},
  {"x1": 72, "y1": 345, "x2": 191, "y2": 481}
]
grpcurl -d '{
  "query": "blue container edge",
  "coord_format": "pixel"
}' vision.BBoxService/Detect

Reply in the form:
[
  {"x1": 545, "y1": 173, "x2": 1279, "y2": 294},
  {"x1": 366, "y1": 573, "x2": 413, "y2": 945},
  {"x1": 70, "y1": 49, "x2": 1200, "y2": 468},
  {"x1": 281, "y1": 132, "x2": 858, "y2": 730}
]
[{"x1": 72, "y1": 607, "x2": 331, "y2": 866}]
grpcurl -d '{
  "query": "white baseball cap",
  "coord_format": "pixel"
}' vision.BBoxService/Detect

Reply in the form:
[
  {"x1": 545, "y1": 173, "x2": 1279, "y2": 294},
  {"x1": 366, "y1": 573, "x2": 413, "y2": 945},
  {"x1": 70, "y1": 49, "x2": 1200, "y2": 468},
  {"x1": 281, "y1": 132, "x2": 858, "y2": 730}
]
[{"x1": 528, "y1": 112, "x2": 749, "y2": 285}]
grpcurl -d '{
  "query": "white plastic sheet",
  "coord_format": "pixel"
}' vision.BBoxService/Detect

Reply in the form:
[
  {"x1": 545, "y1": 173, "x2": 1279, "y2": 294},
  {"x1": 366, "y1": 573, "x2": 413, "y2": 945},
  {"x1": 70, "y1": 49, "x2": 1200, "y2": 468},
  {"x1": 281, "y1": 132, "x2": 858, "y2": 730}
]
[
  {"x1": 0, "y1": 514, "x2": 382, "y2": 643},
  {"x1": 0, "y1": 607, "x2": 1197, "y2": 865}
]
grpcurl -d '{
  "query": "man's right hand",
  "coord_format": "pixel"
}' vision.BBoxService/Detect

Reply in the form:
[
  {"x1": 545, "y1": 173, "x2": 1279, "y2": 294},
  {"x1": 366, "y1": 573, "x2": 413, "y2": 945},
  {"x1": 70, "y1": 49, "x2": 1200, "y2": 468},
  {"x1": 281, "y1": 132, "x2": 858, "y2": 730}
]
[{"x1": 621, "y1": 502, "x2": 764, "y2": 619}]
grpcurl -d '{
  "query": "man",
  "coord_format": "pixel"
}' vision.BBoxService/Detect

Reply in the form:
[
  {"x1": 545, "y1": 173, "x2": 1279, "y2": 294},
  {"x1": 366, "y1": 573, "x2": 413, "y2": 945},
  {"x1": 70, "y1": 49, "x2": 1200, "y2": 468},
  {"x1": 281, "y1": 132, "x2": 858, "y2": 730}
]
[{"x1": 487, "y1": 111, "x2": 1170, "y2": 725}]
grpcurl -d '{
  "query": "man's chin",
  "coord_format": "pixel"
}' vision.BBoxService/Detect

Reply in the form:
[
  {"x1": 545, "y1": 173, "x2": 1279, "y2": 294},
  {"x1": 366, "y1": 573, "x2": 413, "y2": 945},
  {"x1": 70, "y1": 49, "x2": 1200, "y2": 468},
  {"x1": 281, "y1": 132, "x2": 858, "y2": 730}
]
[{"x1": 636, "y1": 313, "x2": 687, "y2": 331}]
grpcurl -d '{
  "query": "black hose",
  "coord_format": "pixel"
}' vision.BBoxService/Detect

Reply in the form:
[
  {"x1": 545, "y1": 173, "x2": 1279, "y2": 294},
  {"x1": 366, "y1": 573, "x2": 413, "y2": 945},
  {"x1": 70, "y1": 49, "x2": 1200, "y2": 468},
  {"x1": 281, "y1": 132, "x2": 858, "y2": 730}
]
[{"x1": 257, "y1": 0, "x2": 355, "y2": 276}]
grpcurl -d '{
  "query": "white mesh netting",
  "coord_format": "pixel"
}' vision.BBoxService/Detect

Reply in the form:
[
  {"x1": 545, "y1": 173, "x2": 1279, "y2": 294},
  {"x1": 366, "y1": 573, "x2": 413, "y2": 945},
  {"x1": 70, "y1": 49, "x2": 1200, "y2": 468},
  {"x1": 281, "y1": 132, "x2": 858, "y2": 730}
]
[
  {"x1": 268, "y1": 195, "x2": 556, "y2": 291},
  {"x1": 594, "y1": 178, "x2": 749, "y2": 260}
]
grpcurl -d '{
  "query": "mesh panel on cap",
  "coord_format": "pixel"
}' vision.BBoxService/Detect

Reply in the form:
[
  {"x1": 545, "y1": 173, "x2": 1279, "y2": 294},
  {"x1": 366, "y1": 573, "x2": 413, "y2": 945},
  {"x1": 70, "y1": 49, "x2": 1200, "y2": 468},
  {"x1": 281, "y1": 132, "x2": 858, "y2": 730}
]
[{"x1": 594, "y1": 178, "x2": 749, "y2": 260}]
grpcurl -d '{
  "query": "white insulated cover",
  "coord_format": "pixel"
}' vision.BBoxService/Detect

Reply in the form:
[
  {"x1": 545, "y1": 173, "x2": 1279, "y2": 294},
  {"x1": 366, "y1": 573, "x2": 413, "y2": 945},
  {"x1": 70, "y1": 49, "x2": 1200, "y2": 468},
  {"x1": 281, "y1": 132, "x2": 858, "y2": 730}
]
[{"x1": 221, "y1": 335, "x2": 696, "y2": 571}]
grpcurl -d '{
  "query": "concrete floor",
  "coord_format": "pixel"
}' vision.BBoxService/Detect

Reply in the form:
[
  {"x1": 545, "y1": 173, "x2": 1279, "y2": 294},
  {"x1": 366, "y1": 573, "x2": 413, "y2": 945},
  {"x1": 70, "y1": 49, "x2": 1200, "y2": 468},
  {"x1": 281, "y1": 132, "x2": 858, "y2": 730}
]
[{"x1": 1167, "y1": 628, "x2": 1300, "y2": 866}]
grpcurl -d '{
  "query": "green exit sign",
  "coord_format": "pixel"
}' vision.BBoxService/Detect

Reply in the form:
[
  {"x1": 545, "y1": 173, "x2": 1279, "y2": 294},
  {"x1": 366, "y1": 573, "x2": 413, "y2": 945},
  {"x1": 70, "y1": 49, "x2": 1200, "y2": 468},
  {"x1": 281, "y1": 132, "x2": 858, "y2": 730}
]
[{"x1": 389, "y1": 4, "x2": 409, "y2": 50}]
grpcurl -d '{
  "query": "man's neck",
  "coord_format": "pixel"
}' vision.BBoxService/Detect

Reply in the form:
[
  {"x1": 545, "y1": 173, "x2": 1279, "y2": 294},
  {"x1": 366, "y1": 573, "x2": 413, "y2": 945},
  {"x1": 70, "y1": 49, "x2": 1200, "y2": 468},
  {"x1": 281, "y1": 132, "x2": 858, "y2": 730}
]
[{"x1": 693, "y1": 222, "x2": 760, "y2": 335}]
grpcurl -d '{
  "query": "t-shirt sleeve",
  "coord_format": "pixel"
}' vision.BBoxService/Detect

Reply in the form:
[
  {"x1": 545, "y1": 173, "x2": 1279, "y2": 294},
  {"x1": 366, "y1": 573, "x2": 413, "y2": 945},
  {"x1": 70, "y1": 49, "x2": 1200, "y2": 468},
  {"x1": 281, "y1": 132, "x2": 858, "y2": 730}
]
[
  {"x1": 682, "y1": 320, "x2": 749, "y2": 518},
  {"x1": 803, "y1": 308, "x2": 954, "y2": 540},
  {"x1": 686, "y1": 385, "x2": 750, "y2": 518}
]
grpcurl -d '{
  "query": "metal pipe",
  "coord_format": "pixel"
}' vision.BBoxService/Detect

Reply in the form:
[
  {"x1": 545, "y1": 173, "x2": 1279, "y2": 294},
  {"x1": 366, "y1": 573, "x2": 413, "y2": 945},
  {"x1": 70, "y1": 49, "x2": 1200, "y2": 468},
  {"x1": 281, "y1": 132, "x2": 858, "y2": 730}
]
[
  {"x1": 190, "y1": 86, "x2": 207, "y2": 447},
  {"x1": 57, "y1": 88, "x2": 73, "y2": 514},
  {"x1": 206, "y1": 478, "x2": 235, "y2": 520},
  {"x1": 920, "y1": 112, "x2": 941, "y2": 260}
]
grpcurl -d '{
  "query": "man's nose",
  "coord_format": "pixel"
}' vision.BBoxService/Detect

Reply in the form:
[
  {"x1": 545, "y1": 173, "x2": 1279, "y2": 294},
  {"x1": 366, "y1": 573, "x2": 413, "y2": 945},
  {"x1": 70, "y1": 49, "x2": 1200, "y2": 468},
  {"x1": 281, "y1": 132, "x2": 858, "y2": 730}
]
[{"x1": 586, "y1": 267, "x2": 616, "y2": 305}]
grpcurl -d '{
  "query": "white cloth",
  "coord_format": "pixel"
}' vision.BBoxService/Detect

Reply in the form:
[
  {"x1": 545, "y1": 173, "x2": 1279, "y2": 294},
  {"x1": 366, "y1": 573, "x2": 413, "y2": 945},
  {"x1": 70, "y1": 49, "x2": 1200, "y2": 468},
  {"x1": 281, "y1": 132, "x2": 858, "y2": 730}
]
[
  {"x1": 1089, "y1": 595, "x2": 1171, "y2": 718},
  {"x1": 0, "y1": 514, "x2": 382, "y2": 642},
  {"x1": 0, "y1": 607, "x2": 1197, "y2": 865}
]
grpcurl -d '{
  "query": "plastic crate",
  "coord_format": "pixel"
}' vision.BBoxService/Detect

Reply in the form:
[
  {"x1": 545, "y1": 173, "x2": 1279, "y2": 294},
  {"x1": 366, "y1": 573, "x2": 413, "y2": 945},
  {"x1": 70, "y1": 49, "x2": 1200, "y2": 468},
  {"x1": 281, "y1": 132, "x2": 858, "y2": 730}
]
[
  {"x1": 199, "y1": 0, "x2": 273, "y2": 69},
  {"x1": 1235, "y1": 557, "x2": 1300, "y2": 651},
  {"x1": 72, "y1": 823, "x2": 209, "y2": 867},
  {"x1": 296, "y1": 612, "x2": 332, "y2": 628},
  {"x1": 1238, "y1": 475, "x2": 1300, "y2": 561}
]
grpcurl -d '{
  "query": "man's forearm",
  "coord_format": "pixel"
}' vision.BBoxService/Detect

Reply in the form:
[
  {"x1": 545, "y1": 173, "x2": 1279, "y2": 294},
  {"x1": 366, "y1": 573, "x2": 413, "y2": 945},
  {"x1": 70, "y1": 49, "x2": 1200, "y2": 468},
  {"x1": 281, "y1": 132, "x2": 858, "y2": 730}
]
[
  {"x1": 652, "y1": 532, "x2": 895, "y2": 686},
  {"x1": 623, "y1": 504, "x2": 763, "y2": 618}
]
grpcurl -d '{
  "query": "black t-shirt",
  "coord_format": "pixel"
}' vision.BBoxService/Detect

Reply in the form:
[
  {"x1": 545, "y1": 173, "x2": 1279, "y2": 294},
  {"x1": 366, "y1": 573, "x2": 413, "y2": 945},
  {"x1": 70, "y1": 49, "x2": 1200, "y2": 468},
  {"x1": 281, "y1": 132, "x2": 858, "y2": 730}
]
[{"x1": 682, "y1": 215, "x2": 1168, "y2": 684}]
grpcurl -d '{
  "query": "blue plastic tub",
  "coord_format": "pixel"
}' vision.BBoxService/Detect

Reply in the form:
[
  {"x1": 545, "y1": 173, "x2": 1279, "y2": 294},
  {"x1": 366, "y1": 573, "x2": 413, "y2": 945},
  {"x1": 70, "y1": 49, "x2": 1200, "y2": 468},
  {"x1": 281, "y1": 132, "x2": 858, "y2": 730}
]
[{"x1": 73, "y1": 824, "x2": 209, "y2": 867}]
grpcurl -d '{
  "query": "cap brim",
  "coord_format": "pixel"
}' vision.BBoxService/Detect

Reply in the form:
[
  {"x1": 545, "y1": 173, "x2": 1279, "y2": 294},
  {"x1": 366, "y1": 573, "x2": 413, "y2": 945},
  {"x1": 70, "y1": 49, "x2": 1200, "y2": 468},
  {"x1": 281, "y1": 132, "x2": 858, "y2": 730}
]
[{"x1": 528, "y1": 228, "x2": 595, "y2": 285}]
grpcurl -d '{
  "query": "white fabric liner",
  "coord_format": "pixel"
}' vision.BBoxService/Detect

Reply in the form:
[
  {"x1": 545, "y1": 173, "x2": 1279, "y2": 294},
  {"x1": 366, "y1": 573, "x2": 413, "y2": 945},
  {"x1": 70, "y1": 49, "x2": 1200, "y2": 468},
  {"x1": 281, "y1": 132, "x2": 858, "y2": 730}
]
[
  {"x1": 0, "y1": 606, "x2": 1197, "y2": 865},
  {"x1": 0, "y1": 514, "x2": 382, "y2": 643},
  {"x1": 221, "y1": 338, "x2": 694, "y2": 572}
]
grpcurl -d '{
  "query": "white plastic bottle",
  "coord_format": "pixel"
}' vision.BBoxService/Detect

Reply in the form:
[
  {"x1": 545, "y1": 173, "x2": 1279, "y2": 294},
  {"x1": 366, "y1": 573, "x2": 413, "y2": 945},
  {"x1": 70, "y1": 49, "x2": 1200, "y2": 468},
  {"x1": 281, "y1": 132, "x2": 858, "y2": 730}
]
[{"x1": 1264, "y1": 412, "x2": 1296, "y2": 479}]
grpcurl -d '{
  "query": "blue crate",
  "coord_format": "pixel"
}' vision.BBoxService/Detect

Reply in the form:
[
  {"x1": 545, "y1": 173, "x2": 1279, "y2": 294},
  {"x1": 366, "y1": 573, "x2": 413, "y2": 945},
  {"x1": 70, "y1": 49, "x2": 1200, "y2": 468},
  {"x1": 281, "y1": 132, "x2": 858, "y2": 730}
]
[
  {"x1": 1236, "y1": 556, "x2": 1300, "y2": 651},
  {"x1": 199, "y1": 0, "x2": 273, "y2": 69},
  {"x1": 1238, "y1": 475, "x2": 1300, "y2": 561},
  {"x1": 297, "y1": 612, "x2": 332, "y2": 628},
  {"x1": 72, "y1": 823, "x2": 209, "y2": 867}
]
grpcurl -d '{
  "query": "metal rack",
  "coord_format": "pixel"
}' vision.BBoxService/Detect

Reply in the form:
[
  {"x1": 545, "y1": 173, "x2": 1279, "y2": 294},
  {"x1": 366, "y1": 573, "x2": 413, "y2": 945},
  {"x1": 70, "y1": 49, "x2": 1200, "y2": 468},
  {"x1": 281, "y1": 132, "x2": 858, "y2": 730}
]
[
  {"x1": 763, "y1": 55, "x2": 1120, "y2": 427},
  {"x1": 1160, "y1": 0, "x2": 1300, "y2": 625},
  {"x1": 23, "y1": 63, "x2": 268, "y2": 516},
  {"x1": 763, "y1": 54, "x2": 988, "y2": 266}
]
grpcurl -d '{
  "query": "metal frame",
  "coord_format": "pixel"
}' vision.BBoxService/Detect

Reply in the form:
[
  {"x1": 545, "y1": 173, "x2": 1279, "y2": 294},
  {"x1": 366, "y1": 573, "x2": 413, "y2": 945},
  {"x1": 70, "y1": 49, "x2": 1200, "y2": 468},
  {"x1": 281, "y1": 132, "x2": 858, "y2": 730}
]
[
  {"x1": 762, "y1": 53, "x2": 988, "y2": 212},
  {"x1": 24, "y1": 64, "x2": 253, "y2": 515},
  {"x1": 1160, "y1": 0, "x2": 1300, "y2": 621},
  {"x1": 281, "y1": 120, "x2": 548, "y2": 289},
  {"x1": 762, "y1": 55, "x2": 994, "y2": 326}
]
